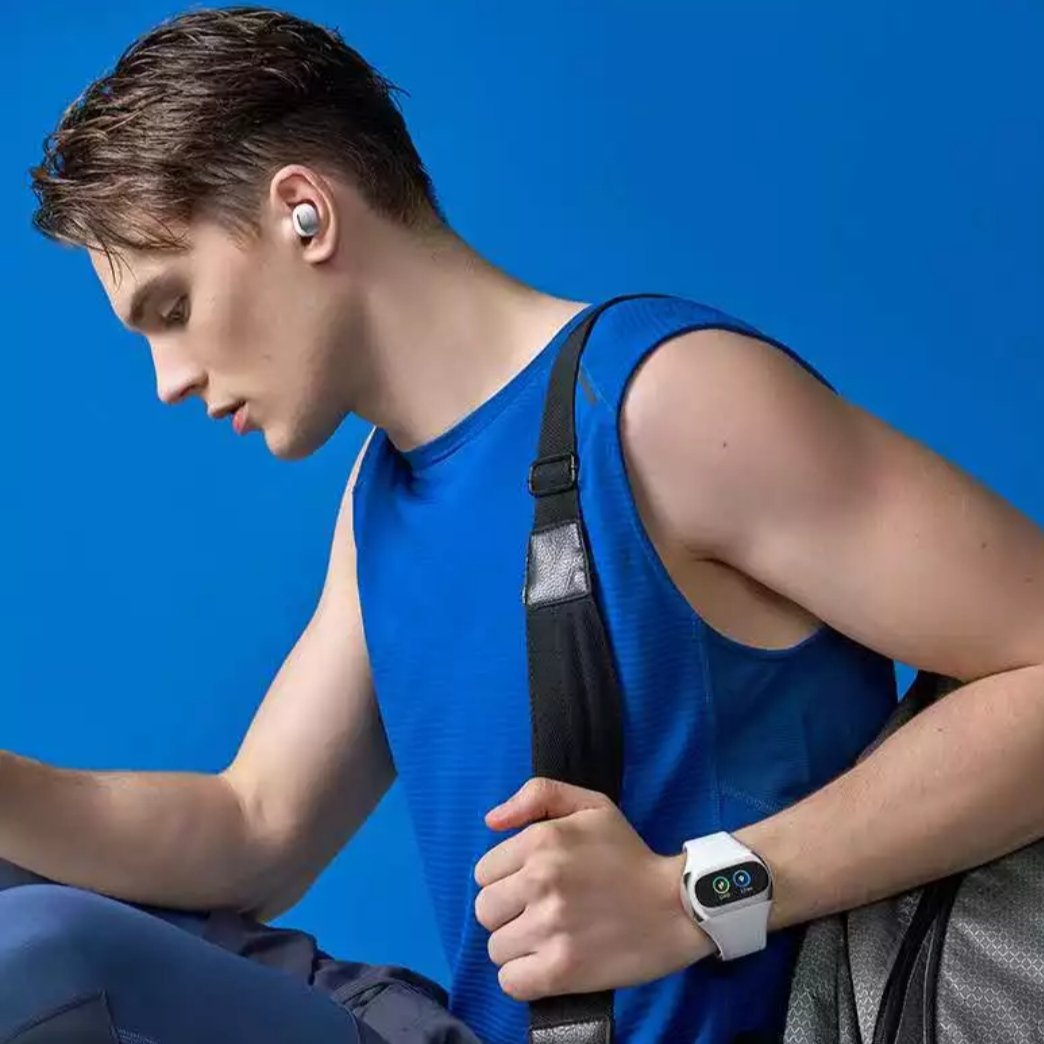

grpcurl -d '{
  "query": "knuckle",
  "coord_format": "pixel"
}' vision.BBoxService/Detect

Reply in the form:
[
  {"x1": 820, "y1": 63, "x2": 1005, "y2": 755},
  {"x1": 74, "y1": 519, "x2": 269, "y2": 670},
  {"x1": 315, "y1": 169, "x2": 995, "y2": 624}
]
[
  {"x1": 530, "y1": 823, "x2": 552, "y2": 851},
  {"x1": 520, "y1": 778, "x2": 546, "y2": 807},
  {"x1": 550, "y1": 935, "x2": 578, "y2": 979},
  {"x1": 533, "y1": 820, "x2": 562, "y2": 851},
  {"x1": 541, "y1": 893, "x2": 569, "y2": 932},
  {"x1": 529, "y1": 851, "x2": 565, "y2": 893}
]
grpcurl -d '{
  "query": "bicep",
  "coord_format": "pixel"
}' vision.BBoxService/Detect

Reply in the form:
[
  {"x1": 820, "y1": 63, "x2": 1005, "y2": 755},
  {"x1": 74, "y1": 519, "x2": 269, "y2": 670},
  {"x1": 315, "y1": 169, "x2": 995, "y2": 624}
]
[
  {"x1": 622, "y1": 327, "x2": 1044, "y2": 684},
  {"x1": 222, "y1": 429, "x2": 392, "y2": 905}
]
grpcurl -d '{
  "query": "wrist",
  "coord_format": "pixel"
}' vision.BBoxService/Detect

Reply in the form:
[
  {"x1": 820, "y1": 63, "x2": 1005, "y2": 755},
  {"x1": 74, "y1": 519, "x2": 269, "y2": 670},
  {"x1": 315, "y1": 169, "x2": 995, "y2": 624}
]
[
  {"x1": 657, "y1": 851, "x2": 716, "y2": 965},
  {"x1": 733, "y1": 820, "x2": 799, "y2": 932},
  {"x1": 675, "y1": 831, "x2": 776, "y2": 960}
]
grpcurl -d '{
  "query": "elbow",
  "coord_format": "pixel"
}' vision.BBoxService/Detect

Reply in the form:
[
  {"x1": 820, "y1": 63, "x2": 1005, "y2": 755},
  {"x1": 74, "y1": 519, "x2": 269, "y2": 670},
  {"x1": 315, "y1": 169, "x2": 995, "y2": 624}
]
[
  {"x1": 217, "y1": 770, "x2": 304, "y2": 921},
  {"x1": 244, "y1": 873, "x2": 314, "y2": 924}
]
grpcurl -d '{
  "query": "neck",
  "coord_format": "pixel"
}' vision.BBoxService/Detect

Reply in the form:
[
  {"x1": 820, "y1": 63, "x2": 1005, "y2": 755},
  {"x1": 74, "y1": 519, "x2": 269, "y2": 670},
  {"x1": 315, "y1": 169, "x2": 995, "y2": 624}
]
[{"x1": 347, "y1": 222, "x2": 588, "y2": 453}]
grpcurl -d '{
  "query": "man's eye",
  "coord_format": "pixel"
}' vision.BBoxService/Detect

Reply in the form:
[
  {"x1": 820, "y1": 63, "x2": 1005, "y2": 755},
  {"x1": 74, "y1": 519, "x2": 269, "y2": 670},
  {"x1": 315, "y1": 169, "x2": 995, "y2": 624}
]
[{"x1": 162, "y1": 298, "x2": 188, "y2": 328}]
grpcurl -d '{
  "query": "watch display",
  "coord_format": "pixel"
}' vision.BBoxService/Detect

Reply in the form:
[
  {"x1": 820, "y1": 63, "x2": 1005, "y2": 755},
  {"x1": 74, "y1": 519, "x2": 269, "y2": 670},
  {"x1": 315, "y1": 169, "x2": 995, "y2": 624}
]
[{"x1": 693, "y1": 860, "x2": 770, "y2": 909}]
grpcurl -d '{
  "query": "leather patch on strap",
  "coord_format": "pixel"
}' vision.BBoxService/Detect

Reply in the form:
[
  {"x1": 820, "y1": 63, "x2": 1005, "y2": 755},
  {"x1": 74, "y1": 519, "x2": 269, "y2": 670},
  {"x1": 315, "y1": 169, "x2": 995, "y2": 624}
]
[
  {"x1": 7, "y1": 990, "x2": 120, "y2": 1043},
  {"x1": 525, "y1": 522, "x2": 590, "y2": 606},
  {"x1": 532, "y1": 1017, "x2": 611, "y2": 1044}
]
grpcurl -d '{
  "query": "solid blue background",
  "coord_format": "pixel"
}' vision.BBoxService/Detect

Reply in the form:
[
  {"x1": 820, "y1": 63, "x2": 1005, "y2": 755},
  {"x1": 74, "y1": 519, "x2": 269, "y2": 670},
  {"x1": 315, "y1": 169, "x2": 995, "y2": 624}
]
[{"x1": 5, "y1": 1, "x2": 1042, "y2": 989}]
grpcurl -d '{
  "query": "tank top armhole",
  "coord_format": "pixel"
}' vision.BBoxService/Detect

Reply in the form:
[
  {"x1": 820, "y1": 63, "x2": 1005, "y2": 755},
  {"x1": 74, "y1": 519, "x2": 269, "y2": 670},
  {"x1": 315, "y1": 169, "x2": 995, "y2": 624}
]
[{"x1": 581, "y1": 306, "x2": 838, "y2": 660}]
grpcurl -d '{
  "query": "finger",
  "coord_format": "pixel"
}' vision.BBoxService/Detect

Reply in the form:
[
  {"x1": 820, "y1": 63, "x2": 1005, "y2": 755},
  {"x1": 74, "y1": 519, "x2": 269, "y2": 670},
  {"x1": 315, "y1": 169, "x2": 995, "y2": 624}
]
[
  {"x1": 474, "y1": 819, "x2": 555, "y2": 887},
  {"x1": 497, "y1": 950, "x2": 558, "y2": 1003},
  {"x1": 486, "y1": 777, "x2": 608, "y2": 830},
  {"x1": 474, "y1": 871, "x2": 528, "y2": 933},
  {"x1": 487, "y1": 903, "x2": 544, "y2": 969}
]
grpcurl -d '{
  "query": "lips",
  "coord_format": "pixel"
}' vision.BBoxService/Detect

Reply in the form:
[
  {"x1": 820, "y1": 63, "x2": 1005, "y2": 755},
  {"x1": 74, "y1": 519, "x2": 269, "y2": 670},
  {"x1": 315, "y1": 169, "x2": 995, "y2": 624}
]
[{"x1": 232, "y1": 402, "x2": 249, "y2": 435}]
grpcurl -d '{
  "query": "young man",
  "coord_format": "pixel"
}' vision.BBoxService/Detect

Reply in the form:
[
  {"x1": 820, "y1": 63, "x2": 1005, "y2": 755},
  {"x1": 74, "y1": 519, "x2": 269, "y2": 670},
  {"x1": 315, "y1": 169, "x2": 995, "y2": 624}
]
[{"x1": 10, "y1": 5, "x2": 1044, "y2": 1043}]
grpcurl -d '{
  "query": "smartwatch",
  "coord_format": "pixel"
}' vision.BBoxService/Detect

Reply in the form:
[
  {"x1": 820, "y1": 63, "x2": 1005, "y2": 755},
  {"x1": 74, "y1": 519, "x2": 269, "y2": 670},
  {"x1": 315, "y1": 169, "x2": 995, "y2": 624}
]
[{"x1": 678, "y1": 831, "x2": 773, "y2": 960}]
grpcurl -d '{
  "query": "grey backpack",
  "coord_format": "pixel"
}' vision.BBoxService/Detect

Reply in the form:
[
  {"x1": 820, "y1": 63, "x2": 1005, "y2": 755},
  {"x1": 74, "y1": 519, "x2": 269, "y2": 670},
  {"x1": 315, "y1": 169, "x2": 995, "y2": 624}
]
[{"x1": 783, "y1": 669, "x2": 1044, "y2": 1044}]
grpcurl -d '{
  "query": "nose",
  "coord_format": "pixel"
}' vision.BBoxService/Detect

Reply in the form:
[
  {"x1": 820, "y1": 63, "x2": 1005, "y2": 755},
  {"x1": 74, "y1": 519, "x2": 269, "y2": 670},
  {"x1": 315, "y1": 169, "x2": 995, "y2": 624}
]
[
  {"x1": 152, "y1": 348, "x2": 206, "y2": 407},
  {"x1": 157, "y1": 371, "x2": 206, "y2": 407}
]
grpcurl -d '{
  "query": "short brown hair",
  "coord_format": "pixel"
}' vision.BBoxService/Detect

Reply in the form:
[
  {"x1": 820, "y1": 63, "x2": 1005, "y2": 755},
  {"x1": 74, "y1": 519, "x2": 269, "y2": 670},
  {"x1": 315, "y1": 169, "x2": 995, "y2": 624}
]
[{"x1": 29, "y1": 5, "x2": 442, "y2": 260}]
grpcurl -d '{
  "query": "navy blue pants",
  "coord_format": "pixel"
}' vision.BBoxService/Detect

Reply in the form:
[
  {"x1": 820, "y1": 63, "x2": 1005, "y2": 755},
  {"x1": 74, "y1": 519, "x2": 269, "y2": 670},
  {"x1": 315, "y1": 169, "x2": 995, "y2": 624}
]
[{"x1": 0, "y1": 859, "x2": 482, "y2": 1043}]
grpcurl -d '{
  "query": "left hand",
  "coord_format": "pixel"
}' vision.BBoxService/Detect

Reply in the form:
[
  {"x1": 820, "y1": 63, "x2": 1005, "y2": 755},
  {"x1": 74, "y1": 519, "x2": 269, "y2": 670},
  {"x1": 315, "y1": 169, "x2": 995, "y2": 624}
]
[{"x1": 473, "y1": 776, "x2": 715, "y2": 1002}]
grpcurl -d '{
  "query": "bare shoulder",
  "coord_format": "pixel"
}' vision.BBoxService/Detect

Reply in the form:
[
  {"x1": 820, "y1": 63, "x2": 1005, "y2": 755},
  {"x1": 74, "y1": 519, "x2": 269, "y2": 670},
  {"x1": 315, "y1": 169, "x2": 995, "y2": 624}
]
[
  {"x1": 621, "y1": 325, "x2": 1044, "y2": 681},
  {"x1": 618, "y1": 326, "x2": 845, "y2": 560}
]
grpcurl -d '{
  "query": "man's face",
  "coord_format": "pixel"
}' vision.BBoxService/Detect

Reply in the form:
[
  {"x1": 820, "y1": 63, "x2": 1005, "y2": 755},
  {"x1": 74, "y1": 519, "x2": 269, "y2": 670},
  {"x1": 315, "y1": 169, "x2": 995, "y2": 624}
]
[{"x1": 89, "y1": 214, "x2": 353, "y2": 460}]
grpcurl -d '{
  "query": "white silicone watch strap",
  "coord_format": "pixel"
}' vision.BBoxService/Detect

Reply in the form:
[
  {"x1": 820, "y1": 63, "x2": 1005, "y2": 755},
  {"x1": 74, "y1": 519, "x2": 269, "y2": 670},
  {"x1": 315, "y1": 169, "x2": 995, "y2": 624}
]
[
  {"x1": 682, "y1": 831, "x2": 772, "y2": 960},
  {"x1": 684, "y1": 831, "x2": 752, "y2": 869}
]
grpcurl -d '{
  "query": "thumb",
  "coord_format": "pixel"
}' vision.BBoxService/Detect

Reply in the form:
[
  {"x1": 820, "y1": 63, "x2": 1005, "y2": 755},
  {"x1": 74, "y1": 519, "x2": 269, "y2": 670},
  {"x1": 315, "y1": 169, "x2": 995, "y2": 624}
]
[{"x1": 485, "y1": 776, "x2": 607, "y2": 830}]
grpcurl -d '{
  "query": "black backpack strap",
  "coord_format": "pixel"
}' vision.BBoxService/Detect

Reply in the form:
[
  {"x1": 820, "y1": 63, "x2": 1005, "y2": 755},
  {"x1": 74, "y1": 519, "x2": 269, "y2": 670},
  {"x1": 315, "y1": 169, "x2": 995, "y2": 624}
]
[{"x1": 522, "y1": 293, "x2": 666, "y2": 1044}]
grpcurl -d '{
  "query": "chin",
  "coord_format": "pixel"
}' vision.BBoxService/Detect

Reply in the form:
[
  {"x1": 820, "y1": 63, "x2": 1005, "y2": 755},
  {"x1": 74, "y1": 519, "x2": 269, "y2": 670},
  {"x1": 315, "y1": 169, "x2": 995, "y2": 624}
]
[
  {"x1": 264, "y1": 414, "x2": 340, "y2": 461},
  {"x1": 265, "y1": 429, "x2": 313, "y2": 462}
]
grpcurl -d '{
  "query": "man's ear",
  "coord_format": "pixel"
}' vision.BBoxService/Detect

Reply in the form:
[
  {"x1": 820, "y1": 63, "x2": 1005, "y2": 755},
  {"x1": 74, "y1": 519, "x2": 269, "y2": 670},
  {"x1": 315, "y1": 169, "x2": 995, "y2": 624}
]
[{"x1": 269, "y1": 163, "x2": 339, "y2": 264}]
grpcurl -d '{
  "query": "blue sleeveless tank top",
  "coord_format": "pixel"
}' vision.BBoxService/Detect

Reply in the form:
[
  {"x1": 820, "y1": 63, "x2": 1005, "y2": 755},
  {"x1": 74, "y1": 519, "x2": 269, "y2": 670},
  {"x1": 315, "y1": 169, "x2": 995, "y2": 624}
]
[{"x1": 352, "y1": 294, "x2": 898, "y2": 1043}]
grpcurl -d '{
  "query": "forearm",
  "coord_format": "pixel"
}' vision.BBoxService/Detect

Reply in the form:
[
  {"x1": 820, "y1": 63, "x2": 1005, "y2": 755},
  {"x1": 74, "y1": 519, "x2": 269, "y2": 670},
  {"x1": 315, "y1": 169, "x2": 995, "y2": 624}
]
[
  {"x1": 0, "y1": 750, "x2": 284, "y2": 914},
  {"x1": 735, "y1": 662, "x2": 1044, "y2": 930}
]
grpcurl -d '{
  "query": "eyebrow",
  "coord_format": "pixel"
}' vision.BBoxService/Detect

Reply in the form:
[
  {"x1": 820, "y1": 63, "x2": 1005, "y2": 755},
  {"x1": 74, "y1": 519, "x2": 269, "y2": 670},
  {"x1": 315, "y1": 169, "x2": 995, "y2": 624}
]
[{"x1": 120, "y1": 273, "x2": 179, "y2": 331}]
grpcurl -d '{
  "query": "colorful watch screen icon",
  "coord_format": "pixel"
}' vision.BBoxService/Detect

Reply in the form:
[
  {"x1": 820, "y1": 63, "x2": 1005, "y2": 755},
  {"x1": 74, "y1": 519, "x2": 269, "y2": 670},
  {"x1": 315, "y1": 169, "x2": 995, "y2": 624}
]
[{"x1": 694, "y1": 860, "x2": 770, "y2": 908}]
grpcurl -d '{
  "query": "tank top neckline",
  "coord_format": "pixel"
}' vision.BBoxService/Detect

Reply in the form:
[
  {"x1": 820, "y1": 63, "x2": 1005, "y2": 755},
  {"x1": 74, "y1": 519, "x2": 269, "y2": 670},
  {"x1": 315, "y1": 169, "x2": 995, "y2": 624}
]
[{"x1": 400, "y1": 301, "x2": 598, "y2": 472}]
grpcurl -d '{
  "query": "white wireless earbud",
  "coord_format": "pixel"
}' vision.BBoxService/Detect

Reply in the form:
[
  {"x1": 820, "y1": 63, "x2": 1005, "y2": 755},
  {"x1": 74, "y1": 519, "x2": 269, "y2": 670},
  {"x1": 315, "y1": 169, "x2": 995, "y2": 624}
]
[{"x1": 291, "y1": 202, "x2": 320, "y2": 239}]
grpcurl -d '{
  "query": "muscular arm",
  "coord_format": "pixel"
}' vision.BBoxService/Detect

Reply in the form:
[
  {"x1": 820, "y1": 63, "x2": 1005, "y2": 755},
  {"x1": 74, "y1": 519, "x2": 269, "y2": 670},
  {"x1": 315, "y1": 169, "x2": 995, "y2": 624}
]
[
  {"x1": 226, "y1": 428, "x2": 393, "y2": 921},
  {"x1": 620, "y1": 328, "x2": 1044, "y2": 938},
  {"x1": 0, "y1": 429, "x2": 389, "y2": 919},
  {"x1": 0, "y1": 752, "x2": 266, "y2": 911}
]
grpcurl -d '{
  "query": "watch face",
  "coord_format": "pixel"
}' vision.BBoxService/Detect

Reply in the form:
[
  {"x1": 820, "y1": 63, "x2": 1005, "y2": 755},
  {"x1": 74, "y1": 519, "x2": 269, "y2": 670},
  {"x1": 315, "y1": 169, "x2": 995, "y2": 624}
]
[{"x1": 694, "y1": 860, "x2": 770, "y2": 909}]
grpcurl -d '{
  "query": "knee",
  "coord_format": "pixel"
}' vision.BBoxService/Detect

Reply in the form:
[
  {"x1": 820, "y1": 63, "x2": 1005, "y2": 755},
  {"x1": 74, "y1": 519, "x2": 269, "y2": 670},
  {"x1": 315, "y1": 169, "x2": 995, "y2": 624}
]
[
  {"x1": 0, "y1": 884, "x2": 123, "y2": 978},
  {"x1": 0, "y1": 885, "x2": 124, "y2": 1039}
]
